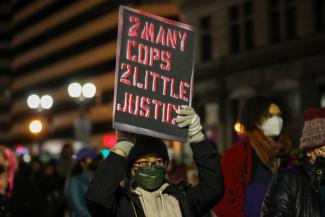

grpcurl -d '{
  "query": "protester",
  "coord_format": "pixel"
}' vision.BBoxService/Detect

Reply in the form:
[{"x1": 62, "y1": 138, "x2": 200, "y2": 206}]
[
  {"x1": 58, "y1": 142, "x2": 75, "y2": 178},
  {"x1": 214, "y1": 95, "x2": 293, "y2": 217},
  {"x1": 40, "y1": 159, "x2": 66, "y2": 217},
  {"x1": 66, "y1": 148, "x2": 98, "y2": 217},
  {"x1": 0, "y1": 146, "x2": 17, "y2": 217},
  {"x1": 0, "y1": 146, "x2": 45, "y2": 217},
  {"x1": 86, "y1": 105, "x2": 224, "y2": 217},
  {"x1": 261, "y1": 107, "x2": 325, "y2": 217}
]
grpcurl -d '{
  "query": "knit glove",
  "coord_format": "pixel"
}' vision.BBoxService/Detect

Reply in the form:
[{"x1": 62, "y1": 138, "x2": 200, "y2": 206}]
[
  {"x1": 175, "y1": 105, "x2": 205, "y2": 144},
  {"x1": 114, "y1": 129, "x2": 136, "y2": 156}
]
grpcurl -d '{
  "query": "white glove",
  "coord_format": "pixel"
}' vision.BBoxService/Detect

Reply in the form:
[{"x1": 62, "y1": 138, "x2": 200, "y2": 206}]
[{"x1": 175, "y1": 105, "x2": 205, "y2": 143}]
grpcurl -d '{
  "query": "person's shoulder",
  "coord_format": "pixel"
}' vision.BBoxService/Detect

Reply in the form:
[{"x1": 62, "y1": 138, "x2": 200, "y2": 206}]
[
  {"x1": 276, "y1": 165, "x2": 304, "y2": 183},
  {"x1": 222, "y1": 140, "x2": 247, "y2": 161}
]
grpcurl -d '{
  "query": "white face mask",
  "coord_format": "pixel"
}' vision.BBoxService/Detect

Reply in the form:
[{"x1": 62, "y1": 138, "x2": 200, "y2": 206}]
[{"x1": 260, "y1": 116, "x2": 283, "y2": 137}]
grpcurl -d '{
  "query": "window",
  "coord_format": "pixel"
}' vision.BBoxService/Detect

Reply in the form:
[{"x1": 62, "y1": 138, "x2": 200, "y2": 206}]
[
  {"x1": 269, "y1": 0, "x2": 297, "y2": 43},
  {"x1": 200, "y1": 16, "x2": 212, "y2": 61},
  {"x1": 315, "y1": 0, "x2": 325, "y2": 31},
  {"x1": 228, "y1": 1, "x2": 254, "y2": 54}
]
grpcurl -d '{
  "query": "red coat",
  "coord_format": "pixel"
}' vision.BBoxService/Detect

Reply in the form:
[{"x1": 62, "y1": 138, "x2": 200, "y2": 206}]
[{"x1": 213, "y1": 140, "x2": 253, "y2": 217}]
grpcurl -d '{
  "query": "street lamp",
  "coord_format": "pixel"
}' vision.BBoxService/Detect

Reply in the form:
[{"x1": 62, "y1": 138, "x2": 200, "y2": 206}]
[
  {"x1": 68, "y1": 82, "x2": 96, "y2": 102},
  {"x1": 67, "y1": 82, "x2": 96, "y2": 147},
  {"x1": 29, "y1": 119, "x2": 43, "y2": 134},
  {"x1": 27, "y1": 94, "x2": 53, "y2": 112}
]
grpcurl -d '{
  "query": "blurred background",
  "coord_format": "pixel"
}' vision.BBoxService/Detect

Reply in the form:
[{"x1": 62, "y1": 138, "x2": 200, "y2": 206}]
[
  {"x1": 0, "y1": 0, "x2": 324, "y2": 216},
  {"x1": 0, "y1": 0, "x2": 324, "y2": 153}
]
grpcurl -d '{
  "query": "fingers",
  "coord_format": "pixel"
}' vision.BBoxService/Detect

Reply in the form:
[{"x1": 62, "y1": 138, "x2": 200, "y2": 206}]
[
  {"x1": 176, "y1": 105, "x2": 195, "y2": 116},
  {"x1": 177, "y1": 117, "x2": 193, "y2": 128}
]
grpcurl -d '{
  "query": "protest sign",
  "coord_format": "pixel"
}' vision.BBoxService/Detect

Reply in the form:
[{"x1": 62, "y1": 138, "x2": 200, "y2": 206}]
[{"x1": 113, "y1": 5, "x2": 195, "y2": 142}]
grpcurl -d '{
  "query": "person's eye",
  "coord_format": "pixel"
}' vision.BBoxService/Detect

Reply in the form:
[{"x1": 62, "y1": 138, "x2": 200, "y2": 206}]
[{"x1": 139, "y1": 161, "x2": 150, "y2": 167}]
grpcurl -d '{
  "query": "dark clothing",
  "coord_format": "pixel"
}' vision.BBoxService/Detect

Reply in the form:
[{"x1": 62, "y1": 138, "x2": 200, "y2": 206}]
[
  {"x1": 261, "y1": 161, "x2": 324, "y2": 217},
  {"x1": 86, "y1": 139, "x2": 224, "y2": 217},
  {"x1": 243, "y1": 158, "x2": 272, "y2": 217},
  {"x1": 0, "y1": 194, "x2": 13, "y2": 217},
  {"x1": 40, "y1": 174, "x2": 66, "y2": 217},
  {"x1": 11, "y1": 174, "x2": 46, "y2": 217}
]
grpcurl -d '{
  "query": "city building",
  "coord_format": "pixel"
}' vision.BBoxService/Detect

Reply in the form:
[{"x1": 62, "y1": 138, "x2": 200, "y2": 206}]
[
  {"x1": 0, "y1": 1, "x2": 11, "y2": 145},
  {"x1": 0, "y1": 0, "x2": 180, "y2": 149},
  {"x1": 182, "y1": 0, "x2": 325, "y2": 151}
]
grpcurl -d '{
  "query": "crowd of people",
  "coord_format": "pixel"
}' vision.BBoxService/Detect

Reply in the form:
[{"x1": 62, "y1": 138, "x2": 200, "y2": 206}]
[
  {"x1": 0, "y1": 142, "x2": 104, "y2": 217},
  {"x1": 0, "y1": 95, "x2": 324, "y2": 217}
]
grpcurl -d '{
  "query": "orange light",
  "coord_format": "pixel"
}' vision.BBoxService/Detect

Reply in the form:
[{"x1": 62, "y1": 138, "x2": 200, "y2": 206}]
[
  {"x1": 29, "y1": 119, "x2": 43, "y2": 134},
  {"x1": 234, "y1": 121, "x2": 244, "y2": 135}
]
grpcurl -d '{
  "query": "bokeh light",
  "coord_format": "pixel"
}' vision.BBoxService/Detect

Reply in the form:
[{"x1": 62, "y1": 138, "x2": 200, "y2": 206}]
[
  {"x1": 82, "y1": 83, "x2": 96, "y2": 98},
  {"x1": 27, "y1": 94, "x2": 41, "y2": 109},
  {"x1": 68, "y1": 82, "x2": 82, "y2": 98},
  {"x1": 40, "y1": 95, "x2": 53, "y2": 109},
  {"x1": 29, "y1": 119, "x2": 43, "y2": 134}
]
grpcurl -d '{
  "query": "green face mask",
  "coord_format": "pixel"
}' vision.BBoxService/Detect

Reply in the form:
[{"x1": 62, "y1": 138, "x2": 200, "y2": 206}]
[{"x1": 134, "y1": 166, "x2": 166, "y2": 191}]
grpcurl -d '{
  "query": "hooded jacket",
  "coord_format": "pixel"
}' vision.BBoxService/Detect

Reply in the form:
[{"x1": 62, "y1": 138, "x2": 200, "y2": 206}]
[
  {"x1": 261, "y1": 160, "x2": 324, "y2": 217},
  {"x1": 86, "y1": 139, "x2": 224, "y2": 217}
]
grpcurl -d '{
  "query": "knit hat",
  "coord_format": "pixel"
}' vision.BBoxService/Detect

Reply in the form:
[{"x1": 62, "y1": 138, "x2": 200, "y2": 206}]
[
  {"x1": 300, "y1": 107, "x2": 325, "y2": 150},
  {"x1": 76, "y1": 148, "x2": 98, "y2": 162},
  {"x1": 127, "y1": 135, "x2": 169, "y2": 166}
]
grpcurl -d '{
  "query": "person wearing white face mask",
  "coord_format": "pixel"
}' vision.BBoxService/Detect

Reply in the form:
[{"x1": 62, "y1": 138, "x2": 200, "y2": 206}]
[{"x1": 214, "y1": 95, "x2": 293, "y2": 217}]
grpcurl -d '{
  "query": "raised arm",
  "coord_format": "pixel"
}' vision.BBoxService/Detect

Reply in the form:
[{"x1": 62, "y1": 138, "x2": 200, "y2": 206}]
[
  {"x1": 86, "y1": 131, "x2": 135, "y2": 217},
  {"x1": 176, "y1": 105, "x2": 224, "y2": 216}
]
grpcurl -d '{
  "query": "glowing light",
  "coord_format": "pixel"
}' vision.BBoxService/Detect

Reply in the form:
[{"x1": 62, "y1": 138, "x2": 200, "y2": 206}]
[
  {"x1": 40, "y1": 95, "x2": 53, "y2": 109},
  {"x1": 103, "y1": 134, "x2": 116, "y2": 148},
  {"x1": 29, "y1": 120, "x2": 43, "y2": 134},
  {"x1": 234, "y1": 121, "x2": 244, "y2": 135},
  {"x1": 82, "y1": 83, "x2": 96, "y2": 98},
  {"x1": 23, "y1": 154, "x2": 31, "y2": 163},
  {"x1": 27, "y1": 94, "x2": 40, "y2": 109},
  {"x1": 68, "y1": 82, "x2": 82, "y2": 98},
  {"x1": 101, "y1": 149, "x2": 110, "y2": 158}
]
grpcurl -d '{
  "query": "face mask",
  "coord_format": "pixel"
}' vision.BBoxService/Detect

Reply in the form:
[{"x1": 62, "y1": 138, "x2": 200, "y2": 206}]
[
  {"x1": 134, "y1": 166, "x2": 166, "y2": 191},
  {"x1": 260, "y1": 116, "x2": 283, "y2": 137}
]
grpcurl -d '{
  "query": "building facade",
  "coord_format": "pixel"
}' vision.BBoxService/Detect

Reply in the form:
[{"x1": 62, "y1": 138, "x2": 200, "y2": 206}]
[
  {"x1": 1, "y1": 0, "x2": 180, "y2": 148},
  {"x1": 182, "y1": 0, "x2": 325, "y2": 151},
  {"x1": 0, "y1": 1, "x2": 11, "y2": 145}
]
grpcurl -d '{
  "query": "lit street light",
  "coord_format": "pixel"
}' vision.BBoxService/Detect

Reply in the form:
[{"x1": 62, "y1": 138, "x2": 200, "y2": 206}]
[
  {"x1": 29, "y1": 119, "x2": 43, "y2": 134},
  {"x1": 68, "y1": 82, "x2": 96, "y2": 101},
  {"x1": 27, "y1": 94, "x2": 53, "y2": 111},
  {"x1": 67, "y1": 82, "x2": 96, "y2": 147}
]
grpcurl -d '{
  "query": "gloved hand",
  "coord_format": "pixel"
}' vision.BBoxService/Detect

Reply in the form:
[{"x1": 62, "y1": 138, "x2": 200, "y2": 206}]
[
  {"x1": 114, "y1": 129, "x2": 137, "y2": 156},
  {"x1": 116, "y1": 129, "x2": 136, "y2": 144},
  {"x1": 175, "y1": 105, "x2": 205, "y2": 143}
]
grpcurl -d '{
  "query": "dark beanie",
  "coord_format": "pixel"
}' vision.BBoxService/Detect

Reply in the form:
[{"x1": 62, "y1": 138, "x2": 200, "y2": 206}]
[{"x1": 127, "y1": 135, "x2": 169, "y2": 166}]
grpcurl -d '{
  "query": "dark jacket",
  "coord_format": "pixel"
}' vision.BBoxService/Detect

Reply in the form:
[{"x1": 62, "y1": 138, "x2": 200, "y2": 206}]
[
  {"x1": 0, "y1": 193, "x2": 13, "y2": 217},
  {"x1": 261, "y1": 161, "x2": 324, "y2": 217},
  {"x1": 11, "y1": 174, "x2": 46, "y2": 217},
  {"x1": 86, "y1": 139, "x2": 224, "y2": 217}
]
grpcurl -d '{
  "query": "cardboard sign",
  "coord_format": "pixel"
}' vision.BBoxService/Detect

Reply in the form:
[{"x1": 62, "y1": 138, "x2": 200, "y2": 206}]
[{"x1": 113, "y1": 5, "x2": 195, "y2": 142}]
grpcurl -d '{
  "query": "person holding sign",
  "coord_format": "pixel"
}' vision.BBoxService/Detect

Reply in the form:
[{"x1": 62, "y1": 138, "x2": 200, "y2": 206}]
[{"x1": 86, "y1": 105, "x2": 224, "y2": 217}]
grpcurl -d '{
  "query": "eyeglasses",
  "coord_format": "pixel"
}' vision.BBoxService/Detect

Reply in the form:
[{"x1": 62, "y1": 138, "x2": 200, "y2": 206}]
[{"x1": 133, "y1": 159, "x2": 167, "y2": 169}]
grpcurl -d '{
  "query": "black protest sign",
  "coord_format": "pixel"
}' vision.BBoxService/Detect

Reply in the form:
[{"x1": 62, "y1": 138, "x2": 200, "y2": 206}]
[{"x1": 113, "y1": 5, "x2": 195, "y2": 142}]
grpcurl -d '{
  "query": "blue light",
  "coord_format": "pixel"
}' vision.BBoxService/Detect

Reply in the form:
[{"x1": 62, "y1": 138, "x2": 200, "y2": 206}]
[{"x1": 101, "y1": 149, "x2": 110, "y2": 158}]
